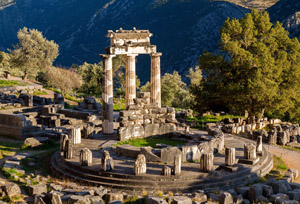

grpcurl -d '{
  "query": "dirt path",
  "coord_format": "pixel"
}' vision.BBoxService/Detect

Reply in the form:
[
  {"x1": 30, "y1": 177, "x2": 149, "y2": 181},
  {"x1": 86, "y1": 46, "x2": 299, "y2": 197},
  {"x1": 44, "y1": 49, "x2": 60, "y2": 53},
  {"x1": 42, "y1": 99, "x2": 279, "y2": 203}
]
[{"x1": 265, "y1": 144, "x2": 300, "y2": 183}]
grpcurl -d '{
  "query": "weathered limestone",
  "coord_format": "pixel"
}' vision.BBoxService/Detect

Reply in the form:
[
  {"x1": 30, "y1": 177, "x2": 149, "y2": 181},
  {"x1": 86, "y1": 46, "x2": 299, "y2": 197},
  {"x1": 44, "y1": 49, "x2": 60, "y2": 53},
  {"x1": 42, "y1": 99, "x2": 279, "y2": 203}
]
[
  {"x1": 244, "y1": 143, "x2": 257, "y2": 160},
  {"x1": 118, "y1": 97, "x2": 176, "y2": 141},
  {"x1": 101, "y1": 150, "x2": 114, "y2": 171},
  {"x1": 218, "y1": 192, "x2": 233, "y2": 204},
  {"x1": 126, "y1": 54, "x2": 138, "y2": 106},
  {"x1": 60, "y1": 134, "x2": 68, "y2": 152},
  {"x1": 225, "y1": 147, "x2": 236, "y2": 166},
  {"x1": 173, "y1": 154, "x2": 181, "y2": 175},
  {"x1": 54, "y1": 93, "x2": 64, "y2": 105},
  {"x1": 82, "y1": 122, "x2": 95, "y2": 139},
  {"x1": 256, "y1": 136, "x2": 263, "y2": 154},
  {"x1": 162, "y1": 165, "x2": 172, "y2": 176},
  {"x1": 79, "y1": 148, "x2": 92, "y2": 166},
  {"x1": 181, "y1": 145, "x2": 201, "y2": 162},
  {"x1": 101, "y1": 54, "x2": 115, "y2": 134},
  {"x1": 200, "y1": 152, "x2": 214, "y2": 172},
  {"x1": 24, "y1": 94, "x2": 33, "y2": 106},
  {"x1": 134, "y1": 154, "x2": 147, "y2": 175},
  {"x1": 239, "y1": 143, "x2": 259, "y2": 165},
  {"x1": 161, "y1": 147, "x2": 182, "y2": 163},
  {"x1": 0, "y1": 113, "x2": 39, "y2": 139},
  {"x1": 68, "y1": 127, "x2": 81, "y2": 144},
  {"x1": 63, "y1": 139, "x2": 73, "y2": 159},
  {"x1": 150, "y1": 53, "x2": 162, "y2": 107}
]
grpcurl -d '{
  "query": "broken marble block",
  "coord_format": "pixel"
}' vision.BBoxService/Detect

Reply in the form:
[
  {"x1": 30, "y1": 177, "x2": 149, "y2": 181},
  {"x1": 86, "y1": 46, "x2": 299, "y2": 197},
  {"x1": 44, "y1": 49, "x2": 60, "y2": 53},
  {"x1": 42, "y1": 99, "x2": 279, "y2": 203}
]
[
  {"x1": 134, "y1": 154, "x2": 147, "y2": 175},
  {"x1": 101, "y1": 150, "x2": 114, "y2": 171},
  {"x1": 79, "y1": 148, "x2": 92, "y2": 166}
]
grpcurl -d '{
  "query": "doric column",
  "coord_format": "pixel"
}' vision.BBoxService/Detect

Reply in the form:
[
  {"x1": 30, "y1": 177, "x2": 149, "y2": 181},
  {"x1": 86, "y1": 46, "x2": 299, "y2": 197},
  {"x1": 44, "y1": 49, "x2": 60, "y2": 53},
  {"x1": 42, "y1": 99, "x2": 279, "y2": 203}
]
[
  {"x1": 126, "y1": 54, "x2": 138, "y2": 106},
  {"x1": 225, "y1": 147, "x2": 236, "y2": 166},
  {"x1": 101, "y1": 54, "x2": 115, "y2": 134},
  {"x1": 150, "y1": 53, "x2": 162, "y2": 107}
]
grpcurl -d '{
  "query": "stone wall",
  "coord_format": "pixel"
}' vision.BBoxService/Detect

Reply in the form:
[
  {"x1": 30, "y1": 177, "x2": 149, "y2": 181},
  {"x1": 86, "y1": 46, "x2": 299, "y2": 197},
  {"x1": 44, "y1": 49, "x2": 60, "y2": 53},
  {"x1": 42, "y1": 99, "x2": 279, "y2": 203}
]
[
  {"x1": 0, "y1": 113, "x2": 40, "y2": 139},
  {"x1": 117, "y1": 92, "x2": 177, "y2": 141}
]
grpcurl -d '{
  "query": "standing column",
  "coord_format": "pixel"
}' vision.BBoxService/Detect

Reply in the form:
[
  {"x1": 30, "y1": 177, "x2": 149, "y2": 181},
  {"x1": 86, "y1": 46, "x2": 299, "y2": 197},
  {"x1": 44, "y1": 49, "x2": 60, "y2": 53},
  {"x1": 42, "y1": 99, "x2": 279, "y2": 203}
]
[
  {"x1": 101, "y1": 54, "x2": 115, "y2": 134},
  {"x1": 126, "y1": 54, "x2": 138, "y2": 106},
  {"x1": 150, "y1": 53, "x2": 162, "y2": 107}
]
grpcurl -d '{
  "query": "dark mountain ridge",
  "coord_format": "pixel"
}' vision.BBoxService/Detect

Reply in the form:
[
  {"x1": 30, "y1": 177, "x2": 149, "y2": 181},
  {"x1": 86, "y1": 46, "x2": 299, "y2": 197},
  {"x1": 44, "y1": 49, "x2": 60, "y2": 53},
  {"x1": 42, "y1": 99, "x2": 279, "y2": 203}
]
[
  {"x1": 0, "y1": 0, "x2": 249, "y2": 82},
  {"x1": 1, "y1": 0, "x2": 299, "y2": 82}
]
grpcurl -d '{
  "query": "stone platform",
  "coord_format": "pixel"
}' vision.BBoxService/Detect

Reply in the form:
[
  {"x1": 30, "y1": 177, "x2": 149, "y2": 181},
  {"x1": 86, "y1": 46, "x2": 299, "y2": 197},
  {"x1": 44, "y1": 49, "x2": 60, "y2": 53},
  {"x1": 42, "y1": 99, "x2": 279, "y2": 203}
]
[{"x1": 51, "y1": 133, "x2": 273, "y2": 193}]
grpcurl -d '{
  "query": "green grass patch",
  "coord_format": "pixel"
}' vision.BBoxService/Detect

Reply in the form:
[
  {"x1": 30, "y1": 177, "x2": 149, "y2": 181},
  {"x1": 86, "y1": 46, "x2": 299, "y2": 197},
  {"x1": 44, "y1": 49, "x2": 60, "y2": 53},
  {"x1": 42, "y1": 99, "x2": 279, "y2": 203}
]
[
  {"x1": 187, "y1": 114, "x2": 243, "y2": 123},
  {"x1": 187, "y1": 114, "x2": 243, "y2": 130},
  {"x1": 274, "y1": 155, "x2": 288, "y2": 171},
  {"x1": 0, "y1": 80, "x2": 28, "y2": 87},
  {"x1": 113, "y1": 98, "x2": 126, "y2": 111},
  {"x1": 115, "y1": 136, "x2": 186, "y2": 148},
  {"x1": 44, "y1": 87, "x2": 61, "y2": 94},
  {"x1": 32, "y1": 90, "x2": 48, "y2": 96},
  {"x1": 0, "y1": 141, "x2": 23, "y2": 158},
  {"x1": 65, "y1": 94, "x2": 82, "y2": 103},
  {"x1": 64, "y1": 102, "x2": 76, "y2": 109},
  {"x1": 277, "y1": 145, "x2": 300, "y2": 153}
]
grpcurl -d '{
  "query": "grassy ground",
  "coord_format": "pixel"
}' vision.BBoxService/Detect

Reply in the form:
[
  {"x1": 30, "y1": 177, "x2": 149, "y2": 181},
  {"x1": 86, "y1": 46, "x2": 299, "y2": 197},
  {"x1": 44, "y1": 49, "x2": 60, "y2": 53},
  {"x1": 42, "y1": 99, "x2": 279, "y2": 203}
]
[
  {"x1": 187, "y1": 114, "x2": 243, "y2": 130},
  {"x1": 0, "y1": 80, "x2": 28, "y2": 87},
  {"x1": 115, "y1": 136, "x2": 186, "y2": 148},
  {"x1": 113, "y1": 98, "x2": 126, "y2": 111},
  {"x1": 257, "y1": 155, "x2": 288, "y2": 183},
  {"x1": 277, "y1": 145, "x2": 300, "y2": 153},
  {"x1": 0, "y1": 141, "x2": 24, "y2": 159},
  {"x1": 32, "y1": 90, "x2": 48, "y2": 96}
]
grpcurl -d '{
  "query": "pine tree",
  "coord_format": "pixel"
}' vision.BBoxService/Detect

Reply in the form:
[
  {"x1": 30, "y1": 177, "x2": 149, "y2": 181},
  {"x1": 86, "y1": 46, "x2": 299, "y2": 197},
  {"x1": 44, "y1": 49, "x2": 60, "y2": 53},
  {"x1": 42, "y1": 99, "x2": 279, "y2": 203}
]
[{"x1": 193, "y1": 10, "x2": 300, "y2": 119}]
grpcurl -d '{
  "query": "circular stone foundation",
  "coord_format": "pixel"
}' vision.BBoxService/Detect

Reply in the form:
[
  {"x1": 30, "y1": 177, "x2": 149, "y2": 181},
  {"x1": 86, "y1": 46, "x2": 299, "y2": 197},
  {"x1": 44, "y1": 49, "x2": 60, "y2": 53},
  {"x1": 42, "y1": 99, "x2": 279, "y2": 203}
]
[{"x1": 51, "y1": 132, "x2": 273, "y2": 194}]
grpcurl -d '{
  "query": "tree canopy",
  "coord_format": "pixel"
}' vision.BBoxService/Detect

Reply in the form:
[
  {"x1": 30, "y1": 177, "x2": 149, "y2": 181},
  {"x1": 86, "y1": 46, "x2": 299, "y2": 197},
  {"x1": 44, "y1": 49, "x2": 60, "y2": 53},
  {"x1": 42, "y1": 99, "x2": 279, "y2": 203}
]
[
  {"x1": 76, "y1": 62, "x2": 103, "y2": 96},
  {"x1": 45, "y1": 66, "x2": 82, "y2": 97},
  {"x1": 9, "y1": 27, "x2": 59, "y2": 79},
  {"x1": 192, "y1": 10, "x2": 300, "y2": 120},
  {"x1": 141, "y1": 71, "x2": 191, "y2": 108}
]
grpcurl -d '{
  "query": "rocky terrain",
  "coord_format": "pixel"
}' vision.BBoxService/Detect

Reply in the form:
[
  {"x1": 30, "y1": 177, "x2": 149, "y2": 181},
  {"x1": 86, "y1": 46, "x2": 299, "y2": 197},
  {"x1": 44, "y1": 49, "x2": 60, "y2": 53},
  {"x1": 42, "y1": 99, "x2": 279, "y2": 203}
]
[
  {"x1": 217, "y1": 0, "x2": 279, "y2": 10},
  {"x1": 268, "y1": 0, "x2": 300, "y2": 39}
]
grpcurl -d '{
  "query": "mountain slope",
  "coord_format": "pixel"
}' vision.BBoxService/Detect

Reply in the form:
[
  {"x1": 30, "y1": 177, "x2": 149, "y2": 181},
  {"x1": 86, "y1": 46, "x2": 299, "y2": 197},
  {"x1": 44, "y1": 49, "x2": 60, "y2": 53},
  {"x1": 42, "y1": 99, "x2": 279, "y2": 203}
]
[
  {"x1": 0, "y1": 0, "x2": 249, "y2": 81},
  {"x1": 268, "y1": 0, "x2": 300, "y2": 39}
]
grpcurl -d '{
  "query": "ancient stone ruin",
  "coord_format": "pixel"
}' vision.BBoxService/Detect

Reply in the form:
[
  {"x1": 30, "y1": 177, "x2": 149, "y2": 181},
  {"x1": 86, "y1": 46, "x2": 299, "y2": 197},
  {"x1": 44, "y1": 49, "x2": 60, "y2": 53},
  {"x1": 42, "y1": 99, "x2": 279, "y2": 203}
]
[{"x1": 100, "y1": 28, "x2": 162, "y2": 135}]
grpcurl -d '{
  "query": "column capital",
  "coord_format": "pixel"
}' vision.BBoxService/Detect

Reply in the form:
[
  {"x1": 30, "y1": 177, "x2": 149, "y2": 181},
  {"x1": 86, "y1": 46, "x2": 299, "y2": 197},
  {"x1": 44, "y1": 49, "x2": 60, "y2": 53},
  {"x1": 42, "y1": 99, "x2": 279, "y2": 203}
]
[
  {"x1": 99, "y1": 54, "x2": 116, "y2": 59},
  {"x1": 150, "y1": 52, "x2": 162, "y2": 57}
]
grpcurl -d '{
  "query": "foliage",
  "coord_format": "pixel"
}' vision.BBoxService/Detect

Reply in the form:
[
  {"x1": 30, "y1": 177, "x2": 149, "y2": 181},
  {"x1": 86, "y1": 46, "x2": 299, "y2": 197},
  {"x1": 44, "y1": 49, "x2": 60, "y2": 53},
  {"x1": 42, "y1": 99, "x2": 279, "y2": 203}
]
[
  {"x1": 140, "y1": 71, "x2": 191, "y2": 109},
  {"x1": 44, "y1": 66, "x2": 82, "y2": 96},
  {"x1": 113, "y1": 98, "x2": 126, "y2": 111},
  {"x1": 114, "y1": 136, "x2": 186, "y2": 148},
  {"x1": 0, "y1": 51, "x2": 11, "y2": 74},
  {"x1": 0, "y1": 51, "x2": 4, "y2": 64},
  {"x1": 193, "y1": 10, "x2": 300, "y2": 120},
  {"x1": 187, "y1": 114, "x2": 242, "y2": 130},
  {"x1": 9, "y1": 27, "x2": 59, "y2": 79},
  {"x1": 187, "y1": 114, "x2": 242, "y2": 123},
  {"x1": 75, "y1": 62, "x2": 103, "y2": 95},
  {"x1": 0, "y1": 80, "x2": 28, "y2": 87},
  {"x1": 114, "y1": 67, "x2": 141, "y2": 98}
]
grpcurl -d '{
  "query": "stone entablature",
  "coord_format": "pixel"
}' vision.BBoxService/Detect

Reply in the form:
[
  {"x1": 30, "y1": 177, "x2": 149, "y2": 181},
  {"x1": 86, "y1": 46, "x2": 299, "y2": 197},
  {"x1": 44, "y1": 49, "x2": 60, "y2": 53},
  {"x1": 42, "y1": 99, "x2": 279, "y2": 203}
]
[
  {"x1": 117, "y1": 92, "x2": 176, "y2": 141},
  {"x1": 106, "y1": 28, "x2": 156, "y2": 55}
]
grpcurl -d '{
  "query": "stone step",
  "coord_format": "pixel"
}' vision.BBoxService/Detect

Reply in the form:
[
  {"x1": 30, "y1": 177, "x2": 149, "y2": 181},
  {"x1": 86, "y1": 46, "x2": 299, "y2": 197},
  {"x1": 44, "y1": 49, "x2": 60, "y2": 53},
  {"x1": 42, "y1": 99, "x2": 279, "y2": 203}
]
[
  {"x1": 56, "y1": 149, "x2": 271, "y2": 186},
  {"x1": 51, "y1": 148, "x2": 273, "y2": 192}
]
